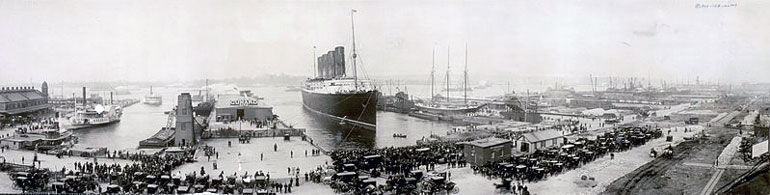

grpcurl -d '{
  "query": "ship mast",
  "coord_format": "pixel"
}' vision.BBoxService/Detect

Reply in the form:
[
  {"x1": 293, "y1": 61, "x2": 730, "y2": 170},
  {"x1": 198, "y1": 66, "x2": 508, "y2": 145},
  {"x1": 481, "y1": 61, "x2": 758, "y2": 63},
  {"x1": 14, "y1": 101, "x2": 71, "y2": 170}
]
[
  {"x1": 446, "y1": 46, "x2": 450, "y2": 101},
  {"x1": 350, "y1": 9, "x2": 358, "y2": 90},
  {"x1": 431, "y1": 48, "x2": 435, "y2": 103},
  {"x1": 464, "y1": 44, "x2": 468, "y2": 106}
]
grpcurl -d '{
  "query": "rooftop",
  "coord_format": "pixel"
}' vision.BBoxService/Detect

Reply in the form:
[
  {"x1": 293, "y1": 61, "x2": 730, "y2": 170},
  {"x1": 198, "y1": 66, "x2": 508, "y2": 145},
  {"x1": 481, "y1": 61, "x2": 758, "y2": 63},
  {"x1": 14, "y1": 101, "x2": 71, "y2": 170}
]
[
  {"x1": 521, "y1": 130, "x2": 564, "y2": 142},
  {"x1": 462, "y1": 137, "x2": 510, "y2": 148},
  {"x1": 0, "y1": 89, "x2": 47, "y2": 103},
  {"x1": 214, "y1": 94, "x2": 272, "y2": 109}
]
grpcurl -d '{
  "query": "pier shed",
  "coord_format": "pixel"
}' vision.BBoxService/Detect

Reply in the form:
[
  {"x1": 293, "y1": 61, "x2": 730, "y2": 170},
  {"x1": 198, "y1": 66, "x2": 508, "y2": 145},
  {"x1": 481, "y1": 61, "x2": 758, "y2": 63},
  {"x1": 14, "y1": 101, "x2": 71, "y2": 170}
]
[
  {"x1": 517, "y1": 130, "x2": 565, "y2": 154},
  {"x1": 214, "y1": 95, "x2": 274, "y2": 122},
  {"x1": 0, "y1": 83, "x2": 52, "y2": 118},
  {"x1": 460, "y1": 137, "x2": 512, "y2": 166}
]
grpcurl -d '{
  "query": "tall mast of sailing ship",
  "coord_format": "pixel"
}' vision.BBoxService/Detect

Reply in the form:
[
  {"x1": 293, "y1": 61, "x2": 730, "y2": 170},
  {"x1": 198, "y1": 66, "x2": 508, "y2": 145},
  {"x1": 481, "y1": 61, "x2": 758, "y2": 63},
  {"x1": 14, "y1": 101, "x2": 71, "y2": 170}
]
[
  {"x1": 446, "y1": 47, "x2": 450, "y2": 101},
  {"x1": 464, "y1": 44, "x2": 468, "y2": 106},
  {"x1": 350, "y1": 9, "x2": 358, "y2": 90},
  {"x1": 431, "y1": 48, "x2": 435, "y2": 103}
]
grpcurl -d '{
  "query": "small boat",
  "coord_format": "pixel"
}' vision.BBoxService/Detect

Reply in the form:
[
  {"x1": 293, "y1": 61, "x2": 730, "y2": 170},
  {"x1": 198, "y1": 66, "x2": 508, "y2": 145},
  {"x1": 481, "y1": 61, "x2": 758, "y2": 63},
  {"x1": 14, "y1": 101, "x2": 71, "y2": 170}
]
[{"x1": 393, "y1": 133, "x2": 407, "y2": 138}]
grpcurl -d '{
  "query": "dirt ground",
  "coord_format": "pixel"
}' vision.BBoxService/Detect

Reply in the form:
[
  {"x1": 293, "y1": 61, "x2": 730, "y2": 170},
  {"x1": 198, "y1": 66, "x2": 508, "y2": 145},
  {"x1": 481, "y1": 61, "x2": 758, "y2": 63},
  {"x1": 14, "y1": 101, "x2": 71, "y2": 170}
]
[
  {"x1": 601, "y1": 99, "x2": 757, "y2": 195},
  {"x1": 601, "y1": 127, "x2": 738, "y2": 195}
]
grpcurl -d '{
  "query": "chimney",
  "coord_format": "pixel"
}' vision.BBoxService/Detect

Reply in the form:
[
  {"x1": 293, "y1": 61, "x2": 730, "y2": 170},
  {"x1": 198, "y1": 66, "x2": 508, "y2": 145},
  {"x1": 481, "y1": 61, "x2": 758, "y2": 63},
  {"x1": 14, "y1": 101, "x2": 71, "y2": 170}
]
[
  {"x1": 110, "y1": 91, "x2": 114, "y2": 105},
  {"x1": 82, "y1": 87, "x2": 87, "y2": 106}
]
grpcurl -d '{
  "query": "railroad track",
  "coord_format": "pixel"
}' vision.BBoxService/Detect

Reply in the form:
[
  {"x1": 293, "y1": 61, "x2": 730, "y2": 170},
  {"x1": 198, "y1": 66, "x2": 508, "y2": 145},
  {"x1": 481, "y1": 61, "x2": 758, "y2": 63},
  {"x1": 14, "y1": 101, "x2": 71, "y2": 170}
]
[{"x1": 611, "y1": 141, "x2": 698, "y2": 195}]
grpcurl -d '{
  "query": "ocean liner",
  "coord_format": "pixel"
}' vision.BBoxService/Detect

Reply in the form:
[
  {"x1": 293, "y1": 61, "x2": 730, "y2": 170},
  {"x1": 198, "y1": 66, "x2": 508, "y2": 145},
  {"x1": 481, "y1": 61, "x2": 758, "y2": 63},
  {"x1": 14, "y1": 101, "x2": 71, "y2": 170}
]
[{"x1": 301, "y1": 10, "x2": 378, "y2": 130}]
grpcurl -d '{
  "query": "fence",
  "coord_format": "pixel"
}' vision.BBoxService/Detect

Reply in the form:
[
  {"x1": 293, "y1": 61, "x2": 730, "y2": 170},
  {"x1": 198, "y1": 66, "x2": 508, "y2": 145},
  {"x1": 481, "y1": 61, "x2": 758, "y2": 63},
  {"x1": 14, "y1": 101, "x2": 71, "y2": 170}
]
[{"x1": 204, "y1": 128, "x2": 306, "y2": 139}]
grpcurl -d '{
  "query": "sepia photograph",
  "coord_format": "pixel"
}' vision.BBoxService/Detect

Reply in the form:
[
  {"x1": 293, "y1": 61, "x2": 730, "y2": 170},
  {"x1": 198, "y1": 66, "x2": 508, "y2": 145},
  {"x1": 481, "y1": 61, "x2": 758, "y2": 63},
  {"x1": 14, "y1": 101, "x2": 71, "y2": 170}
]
[{"x1": 0, "y1": 0, "x2": 768, "y2": 194}]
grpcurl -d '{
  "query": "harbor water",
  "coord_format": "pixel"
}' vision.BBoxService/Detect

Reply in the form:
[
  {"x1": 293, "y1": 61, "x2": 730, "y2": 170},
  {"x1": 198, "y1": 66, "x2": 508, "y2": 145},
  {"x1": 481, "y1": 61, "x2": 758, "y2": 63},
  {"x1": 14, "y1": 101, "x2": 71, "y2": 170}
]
[{"x1": 58, "y1": 85, "x2": 457, "y2": 151}]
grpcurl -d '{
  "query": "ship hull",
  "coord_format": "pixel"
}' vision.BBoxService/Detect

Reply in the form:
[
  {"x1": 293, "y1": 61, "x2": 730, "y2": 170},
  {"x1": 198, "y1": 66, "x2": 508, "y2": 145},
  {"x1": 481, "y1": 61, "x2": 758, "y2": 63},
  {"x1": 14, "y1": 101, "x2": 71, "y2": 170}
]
[
  {"x1": 301, "y1": 90, "x2": 378, "y2": 130},
  {"x1": 144, "y1": 100, "x2": 162, "y2": 105},
  {"x1": 64, "y1": 118, "x2": 121, "y2": 130},
  {"x1": 415, "y1": 104, "x2": 483, "y2": 116}
]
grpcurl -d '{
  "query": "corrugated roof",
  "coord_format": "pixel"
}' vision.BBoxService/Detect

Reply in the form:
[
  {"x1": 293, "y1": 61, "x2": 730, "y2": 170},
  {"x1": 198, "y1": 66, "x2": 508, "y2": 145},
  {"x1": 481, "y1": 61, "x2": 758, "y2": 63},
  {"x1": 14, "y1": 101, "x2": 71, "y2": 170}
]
[
  {"x1": 522, "y1": 130, "x2": 564, "y2": 142},
  {"x1": 0, "y1": 90, "x2": 46, "y2": 103},
  {"x1": 23, "y1": 92, "x2": 43, "y2": 99},
  {"x1": 5, "y1": 93, "x2": 27, "y2": 101}
]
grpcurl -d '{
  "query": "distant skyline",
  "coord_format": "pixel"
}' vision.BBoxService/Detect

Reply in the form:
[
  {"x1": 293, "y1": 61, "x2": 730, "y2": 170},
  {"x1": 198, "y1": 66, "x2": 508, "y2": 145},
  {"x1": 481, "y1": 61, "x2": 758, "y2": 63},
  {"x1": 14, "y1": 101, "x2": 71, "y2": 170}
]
[{"x1": 1, "y1": 0, "x2": 768, "y2": 84}]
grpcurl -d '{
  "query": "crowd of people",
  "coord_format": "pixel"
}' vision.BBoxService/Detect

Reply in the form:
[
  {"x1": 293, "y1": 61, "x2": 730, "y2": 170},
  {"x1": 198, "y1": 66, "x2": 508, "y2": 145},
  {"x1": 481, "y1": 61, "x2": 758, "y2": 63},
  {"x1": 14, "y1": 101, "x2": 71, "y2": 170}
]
[
  {"x1": 1, "y1": 117, "x2": 58, "y2": 134},
  {"x1": 6, "y1": 147, "x2": 195, "y2": 193},
  {"x1": 325, "y1": 141, "x2": 466, "y2": 194}
]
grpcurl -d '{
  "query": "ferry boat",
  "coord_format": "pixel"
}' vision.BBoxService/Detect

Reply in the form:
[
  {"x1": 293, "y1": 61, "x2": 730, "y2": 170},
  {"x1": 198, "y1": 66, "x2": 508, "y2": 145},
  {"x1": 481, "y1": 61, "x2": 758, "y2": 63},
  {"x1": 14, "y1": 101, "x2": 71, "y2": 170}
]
[
  {"x1": 301, "y1": 10, "x2": 378, "y2": 131},
  {"x1": 144, "y1": 86, "x2": 162, "y2": 105},
  {"x1": 67, "y1": 104, "x2": 122, "y2": 129}
]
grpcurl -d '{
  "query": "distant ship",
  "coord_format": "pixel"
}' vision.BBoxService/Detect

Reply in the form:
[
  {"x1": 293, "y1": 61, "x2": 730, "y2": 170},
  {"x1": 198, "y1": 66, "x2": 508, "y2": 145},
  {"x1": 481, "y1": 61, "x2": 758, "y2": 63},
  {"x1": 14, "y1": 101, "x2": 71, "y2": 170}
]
[
  {"x1": 144, "y1": 86, "x2": 162, "y2": 105},
  {"x1": 285, "y1": 86, "x2": 302, "y2": 92},
  {"x1": 441, "y1": 87, "x2": 474, "y2": 92},
  {"x1": 67, "y1": 104, "x2": 122, "y2": 129},
  {"x1": 301, "y1": 10, "x2": 378, "y2": 130}
]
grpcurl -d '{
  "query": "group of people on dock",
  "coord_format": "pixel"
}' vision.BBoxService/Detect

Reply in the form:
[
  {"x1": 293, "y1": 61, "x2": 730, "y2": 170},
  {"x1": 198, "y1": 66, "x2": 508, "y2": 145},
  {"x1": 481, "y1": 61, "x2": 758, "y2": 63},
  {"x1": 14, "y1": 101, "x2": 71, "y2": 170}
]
[
  {"x1": 1, "y1": 117, "x2": 58, "y2": 134},
  {"x1": 324, "y1": 141, "x2": 466, "y2": 194}
]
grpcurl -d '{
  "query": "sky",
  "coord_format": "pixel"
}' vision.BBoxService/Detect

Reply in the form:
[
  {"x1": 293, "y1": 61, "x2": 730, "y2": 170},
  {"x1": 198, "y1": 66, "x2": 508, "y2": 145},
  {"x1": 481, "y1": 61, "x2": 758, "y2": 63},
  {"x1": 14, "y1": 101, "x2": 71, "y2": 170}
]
[{"x1": 0, "y1": 0, "x2": 768, "y2": 84}]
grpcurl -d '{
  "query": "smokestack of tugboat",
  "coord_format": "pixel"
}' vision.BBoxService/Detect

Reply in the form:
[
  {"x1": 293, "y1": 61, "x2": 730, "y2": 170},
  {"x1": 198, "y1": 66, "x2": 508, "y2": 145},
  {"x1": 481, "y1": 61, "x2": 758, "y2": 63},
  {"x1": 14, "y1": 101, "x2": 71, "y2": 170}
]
[{"x1": 316, "y1": 46, "x2": 345, "y2": 79}]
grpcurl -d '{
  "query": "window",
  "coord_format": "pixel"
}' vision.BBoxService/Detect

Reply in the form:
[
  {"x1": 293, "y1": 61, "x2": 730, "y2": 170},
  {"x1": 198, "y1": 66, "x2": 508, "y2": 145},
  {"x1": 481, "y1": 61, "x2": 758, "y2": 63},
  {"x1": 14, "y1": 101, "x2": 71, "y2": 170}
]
[
  {"x1": 541, "y1": 141, "x2": 545, "y2": 148},
  {"x1": 553, "y1": 139, "x2": 557, "y2": 145}
]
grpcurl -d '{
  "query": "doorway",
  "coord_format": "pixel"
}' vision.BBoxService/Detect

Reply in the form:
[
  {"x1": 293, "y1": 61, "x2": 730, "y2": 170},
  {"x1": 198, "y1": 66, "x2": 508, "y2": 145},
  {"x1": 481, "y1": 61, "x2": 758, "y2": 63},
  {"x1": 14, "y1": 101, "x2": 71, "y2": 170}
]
[{"x1": 236, "y1": 109, "x2": 245, "y2": 120}]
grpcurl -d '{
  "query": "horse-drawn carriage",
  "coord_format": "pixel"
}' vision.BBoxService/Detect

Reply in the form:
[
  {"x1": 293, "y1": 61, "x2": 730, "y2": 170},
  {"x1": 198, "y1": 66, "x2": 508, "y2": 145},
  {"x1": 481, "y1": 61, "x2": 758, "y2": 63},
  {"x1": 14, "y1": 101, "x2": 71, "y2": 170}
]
[
  {"x1": 650, "y1": 146, "x2": 674, "y2": 159},
  {"x1": 422, "y1": 176, "x2": 458, "y2": 194},
  {"x1": 494, "y1": 178, "x2": 512, "y2": 193}
]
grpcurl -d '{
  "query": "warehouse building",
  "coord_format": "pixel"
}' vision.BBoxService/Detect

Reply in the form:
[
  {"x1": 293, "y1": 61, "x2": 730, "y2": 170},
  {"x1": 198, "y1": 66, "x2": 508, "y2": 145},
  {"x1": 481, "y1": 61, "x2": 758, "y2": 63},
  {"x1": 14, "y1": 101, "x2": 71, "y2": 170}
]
[
  {"x1": 0, "y1": 82, "x2": 52, "y2": 120},
  {"x1": 214, "y1": 94, "x2": 274, "y2": 122}
]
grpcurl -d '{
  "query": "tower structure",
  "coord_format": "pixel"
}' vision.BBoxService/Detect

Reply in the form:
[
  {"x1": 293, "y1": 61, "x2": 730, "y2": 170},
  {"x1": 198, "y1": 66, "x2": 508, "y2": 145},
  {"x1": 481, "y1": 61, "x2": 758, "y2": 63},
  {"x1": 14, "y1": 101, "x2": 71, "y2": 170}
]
[{"x1": 175, "y1": 93, "x2": 197, "y2": 147}]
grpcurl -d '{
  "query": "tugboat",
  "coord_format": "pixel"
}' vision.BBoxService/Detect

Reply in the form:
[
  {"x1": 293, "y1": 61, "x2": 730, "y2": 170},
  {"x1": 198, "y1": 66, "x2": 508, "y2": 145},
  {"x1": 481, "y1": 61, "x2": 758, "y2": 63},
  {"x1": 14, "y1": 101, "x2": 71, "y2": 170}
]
[{"x1": 301, "y1": 10, "x2": 378, "y2": 131}]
